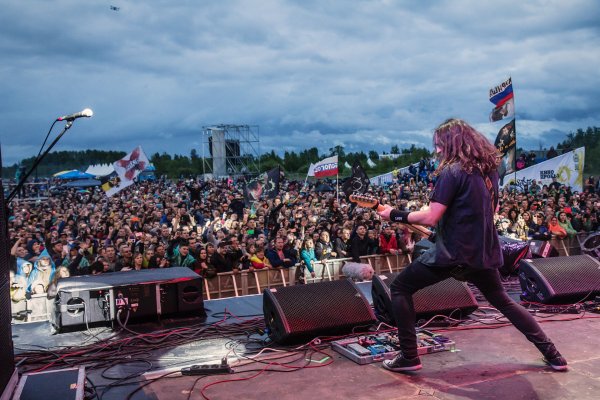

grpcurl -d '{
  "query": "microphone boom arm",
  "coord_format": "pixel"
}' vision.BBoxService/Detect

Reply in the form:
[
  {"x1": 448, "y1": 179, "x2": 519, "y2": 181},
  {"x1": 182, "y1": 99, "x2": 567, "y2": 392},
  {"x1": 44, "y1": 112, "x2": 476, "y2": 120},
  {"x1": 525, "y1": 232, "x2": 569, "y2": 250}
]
[{"x1": 6, "y1": 121, "x2": 74, "y2": 204}]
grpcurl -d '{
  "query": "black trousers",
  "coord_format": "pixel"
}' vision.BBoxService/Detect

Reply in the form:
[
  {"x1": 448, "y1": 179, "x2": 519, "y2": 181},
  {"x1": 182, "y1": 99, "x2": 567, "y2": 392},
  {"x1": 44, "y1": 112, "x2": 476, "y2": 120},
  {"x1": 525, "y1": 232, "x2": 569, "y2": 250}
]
[{"x1": 389, "y1": 261, "x2": 556, "y2": 359}]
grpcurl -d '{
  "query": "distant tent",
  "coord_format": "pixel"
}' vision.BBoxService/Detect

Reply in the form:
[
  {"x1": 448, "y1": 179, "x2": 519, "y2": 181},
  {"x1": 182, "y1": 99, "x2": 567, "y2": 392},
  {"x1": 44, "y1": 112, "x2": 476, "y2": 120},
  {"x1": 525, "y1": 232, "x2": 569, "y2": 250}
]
[
  {"x1": 85, "y1": 163, "x2": 114, "y2": 177},
  {"x1": 85, "y1": 163, "x2": 156, "y2": 177},
  {"x1": 53, "y1": 170, "x2": 95, "y2": 180},
  {"x1": 62, "y1": 179, "x2": 101, "y2": 188}
]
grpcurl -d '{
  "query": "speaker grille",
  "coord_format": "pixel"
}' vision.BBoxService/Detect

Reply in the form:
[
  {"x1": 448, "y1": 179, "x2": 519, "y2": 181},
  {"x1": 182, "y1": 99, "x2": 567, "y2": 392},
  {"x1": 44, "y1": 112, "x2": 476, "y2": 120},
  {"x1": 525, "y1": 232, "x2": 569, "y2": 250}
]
[
  {"x1": 263, "y1": 280, "x2": 375, "y2": 344},
  {"x1": 372, "y1": 272, "x2": 478, "y2": 323},
  {"x1": 519, "y1": 255, "x2": 600, "y2": 303}
]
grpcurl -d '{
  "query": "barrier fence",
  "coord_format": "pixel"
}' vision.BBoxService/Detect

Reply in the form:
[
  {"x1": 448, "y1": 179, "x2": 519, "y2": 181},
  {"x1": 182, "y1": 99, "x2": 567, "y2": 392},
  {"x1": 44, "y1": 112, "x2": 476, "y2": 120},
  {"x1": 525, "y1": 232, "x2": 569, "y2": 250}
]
[{"x1": 202, "y1": 252, "x2": 413, "y2": 300}]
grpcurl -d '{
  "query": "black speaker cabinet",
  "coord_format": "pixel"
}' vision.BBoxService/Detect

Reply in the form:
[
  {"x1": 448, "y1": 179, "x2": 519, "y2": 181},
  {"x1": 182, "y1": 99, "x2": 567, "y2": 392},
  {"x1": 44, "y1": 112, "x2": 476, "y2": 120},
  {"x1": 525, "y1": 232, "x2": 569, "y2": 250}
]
[
  {"x1": 518, "y1": 254, "x2": 600, "y2": 304},
  {"x1": 529, "y1": 240, "x2": 559, "y2": 258},
  {"x1": 263, "y1": 280, "x2": 376, "y2": 344},
  {"x1": 372, "y1": 272, "x2": 479, "y2": 325},
  {"x1": 52, "y1": 267, "x2": 206, "y2": 331}
]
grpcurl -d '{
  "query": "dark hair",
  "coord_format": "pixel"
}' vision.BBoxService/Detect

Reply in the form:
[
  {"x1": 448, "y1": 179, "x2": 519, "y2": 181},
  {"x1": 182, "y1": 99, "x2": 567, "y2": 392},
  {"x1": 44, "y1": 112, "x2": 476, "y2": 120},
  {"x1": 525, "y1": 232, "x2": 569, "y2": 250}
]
[{"x1": 433, "y1": 118, "x2": 500, "y2": 176}]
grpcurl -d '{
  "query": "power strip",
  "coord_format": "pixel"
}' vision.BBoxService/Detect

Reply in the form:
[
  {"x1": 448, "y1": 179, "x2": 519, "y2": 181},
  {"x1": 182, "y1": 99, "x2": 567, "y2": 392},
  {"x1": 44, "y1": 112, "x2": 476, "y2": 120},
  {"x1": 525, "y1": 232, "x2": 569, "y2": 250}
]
[
  {"x1": 536, "y1": 305, "x2": 581, "y2": 314},
  {"x1": 181, "y1": 364, "x2": 232, "y2": 375}
]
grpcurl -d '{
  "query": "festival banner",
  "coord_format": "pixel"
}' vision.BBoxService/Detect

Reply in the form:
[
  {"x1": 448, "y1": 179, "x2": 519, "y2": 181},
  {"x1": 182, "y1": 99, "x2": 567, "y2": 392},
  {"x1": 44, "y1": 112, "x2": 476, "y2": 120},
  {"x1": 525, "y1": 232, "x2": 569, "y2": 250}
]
[
  {"x1": 244, "y1": 166, "x2": 280, "y2": 204},
  {"x1": 502, "y1": 147, "x2": 585, "y2": 192},
  {"x1": 489, "y1": 77, "x2": 514, "y2": 122},
  {"x1": 102, "y1": 146, "x2": 150, "y2": 197},
  {"x1": 313, "y1": 155, "x2": 338, "y2": 178},
  {"x1": 495, "y1": 119, "x2": 517, "y2": 177},
  {"x1": 342, "y1": 160, "x2": 370, "y2": 199}
]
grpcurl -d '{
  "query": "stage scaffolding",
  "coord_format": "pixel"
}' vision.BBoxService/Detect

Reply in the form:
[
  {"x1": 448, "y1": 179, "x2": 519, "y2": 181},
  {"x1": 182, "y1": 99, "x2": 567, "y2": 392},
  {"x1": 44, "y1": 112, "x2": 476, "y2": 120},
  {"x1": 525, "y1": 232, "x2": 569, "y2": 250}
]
[{"x1": 200, "y1": 124, "x2": 260, "y2": 178}]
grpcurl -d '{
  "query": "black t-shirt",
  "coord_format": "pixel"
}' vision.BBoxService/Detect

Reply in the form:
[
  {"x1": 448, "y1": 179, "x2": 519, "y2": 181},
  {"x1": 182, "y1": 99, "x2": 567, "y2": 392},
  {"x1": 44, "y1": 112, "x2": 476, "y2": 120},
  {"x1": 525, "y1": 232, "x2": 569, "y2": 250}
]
[{"x1": 419, "y1": 164, "x2": 503, "y2": 270}]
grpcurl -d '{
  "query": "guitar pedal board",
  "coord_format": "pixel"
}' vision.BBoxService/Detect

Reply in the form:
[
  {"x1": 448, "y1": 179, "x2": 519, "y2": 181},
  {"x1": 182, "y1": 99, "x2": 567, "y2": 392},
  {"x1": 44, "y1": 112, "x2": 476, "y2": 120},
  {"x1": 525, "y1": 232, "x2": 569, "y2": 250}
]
[{"x1": 332, "y1": 330, "x2": 455, "y2": 365}]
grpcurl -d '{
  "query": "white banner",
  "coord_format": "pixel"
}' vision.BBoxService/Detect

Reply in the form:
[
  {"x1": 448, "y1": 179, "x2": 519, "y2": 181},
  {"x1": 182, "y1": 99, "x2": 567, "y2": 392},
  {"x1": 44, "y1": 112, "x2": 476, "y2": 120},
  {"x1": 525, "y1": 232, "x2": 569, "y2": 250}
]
[{"x1": 502, "y1": 147, "x2": 585, "y2": 192}]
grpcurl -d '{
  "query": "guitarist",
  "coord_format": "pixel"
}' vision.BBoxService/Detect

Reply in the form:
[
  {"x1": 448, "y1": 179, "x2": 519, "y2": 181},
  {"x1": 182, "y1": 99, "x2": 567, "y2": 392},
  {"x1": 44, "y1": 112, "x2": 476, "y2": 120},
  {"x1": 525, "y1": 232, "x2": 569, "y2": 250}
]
[{"x1": 376, "y1": 118, "x2": 567, "y2": 373}]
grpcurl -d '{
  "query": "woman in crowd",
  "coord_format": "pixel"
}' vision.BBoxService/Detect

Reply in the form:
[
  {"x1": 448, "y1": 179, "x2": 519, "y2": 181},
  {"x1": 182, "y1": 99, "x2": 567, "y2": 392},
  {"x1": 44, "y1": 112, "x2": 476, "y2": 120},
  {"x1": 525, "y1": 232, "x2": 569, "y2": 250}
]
[
  {"x1": 47, "y1": 266, "x2": 70, "y2": 298},
  {"x1": 557, "y1": 211, "x2": 577, "y2": 237},
  {"x1": 143, "y1": 246, "x2": 155, "y2": 268},
  {"x1": 548, "y1": 216, "x2": 567, "y2": 239},
  {"x1": 300, "y1": 237, "x2": 319, "y2": 281},
  {"x1": 132, "y1": 252, "x2": 145, "y2": 270}
]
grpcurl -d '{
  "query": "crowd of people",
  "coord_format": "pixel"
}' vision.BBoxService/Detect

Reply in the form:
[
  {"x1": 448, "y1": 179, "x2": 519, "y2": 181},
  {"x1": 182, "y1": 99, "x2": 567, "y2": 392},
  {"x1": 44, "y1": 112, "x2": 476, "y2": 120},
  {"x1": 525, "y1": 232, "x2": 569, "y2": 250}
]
[{"x1": 7, "y1": 161, "x2": 600, "y2": 303}]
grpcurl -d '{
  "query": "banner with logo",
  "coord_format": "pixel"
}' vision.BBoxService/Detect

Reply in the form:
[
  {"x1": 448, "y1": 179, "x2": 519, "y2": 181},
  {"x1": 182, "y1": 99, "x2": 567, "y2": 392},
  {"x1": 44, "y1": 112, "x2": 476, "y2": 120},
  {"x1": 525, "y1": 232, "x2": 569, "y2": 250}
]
[
  {"x1": 495, "y1": 119, "x2": 516, "y2": 177},
  {"x1": 342, "y1": 160, "x2": 370, "y2": 199},
  {"x1": 244, "y1": 166, "x2": 280, "y2": 204},
  {"x1": 102, "y1": 146, "x2": 150, "y2": 197},
  {"x1": 312, "y1": 155, "x2": 338, "y2": 178},
  {"x1": 502, "y1": 147, "x2": 585, "y2": 192}
]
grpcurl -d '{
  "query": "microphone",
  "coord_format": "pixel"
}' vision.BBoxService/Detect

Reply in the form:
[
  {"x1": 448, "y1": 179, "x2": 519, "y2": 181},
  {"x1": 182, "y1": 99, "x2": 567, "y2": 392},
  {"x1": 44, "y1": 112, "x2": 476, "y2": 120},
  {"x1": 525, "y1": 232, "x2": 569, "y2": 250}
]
[{"x1": 57, "y1": 108, "x2": 94, "y2": 121}]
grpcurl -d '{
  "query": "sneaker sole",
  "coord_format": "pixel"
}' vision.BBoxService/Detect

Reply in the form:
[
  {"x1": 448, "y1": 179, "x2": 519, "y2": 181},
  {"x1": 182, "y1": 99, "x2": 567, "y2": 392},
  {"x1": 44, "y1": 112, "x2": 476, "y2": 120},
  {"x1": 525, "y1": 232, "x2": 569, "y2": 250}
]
[
  {"x1": 543, "y1": 358, "x2": 568, "y2": 371},
  {"x1": 383, "y1": 361, "x2": 423, "y2": 372}
]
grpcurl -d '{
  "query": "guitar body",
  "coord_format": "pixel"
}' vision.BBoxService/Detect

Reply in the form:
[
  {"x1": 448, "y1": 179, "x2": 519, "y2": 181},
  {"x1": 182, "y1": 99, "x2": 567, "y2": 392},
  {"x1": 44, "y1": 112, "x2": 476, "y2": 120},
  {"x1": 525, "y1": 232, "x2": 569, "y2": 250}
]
[{"x1": 349, "y1": 194, "x2": 432, "y2": 239}]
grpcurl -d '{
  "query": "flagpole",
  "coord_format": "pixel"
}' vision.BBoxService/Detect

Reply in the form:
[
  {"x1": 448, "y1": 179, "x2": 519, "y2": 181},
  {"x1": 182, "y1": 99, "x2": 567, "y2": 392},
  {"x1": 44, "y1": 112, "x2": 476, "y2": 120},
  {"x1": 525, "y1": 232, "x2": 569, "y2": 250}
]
[
  {"x1": 336, "y1": 171, "x2": 339, "y2": 203},
  {"x1": 302, "y1": 171, "x2": 309, "y2": 193},
  {"x1": 511, "y1": 76, "x2": 517, "y2": 186}
]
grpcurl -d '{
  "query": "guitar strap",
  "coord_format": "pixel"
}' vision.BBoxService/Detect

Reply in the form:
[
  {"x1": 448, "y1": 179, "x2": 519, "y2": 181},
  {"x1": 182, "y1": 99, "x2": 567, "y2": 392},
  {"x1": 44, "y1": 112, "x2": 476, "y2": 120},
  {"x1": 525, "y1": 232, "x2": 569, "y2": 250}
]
[{"x1": 483, "y1": 174, "x2": 496, "y2": 214}]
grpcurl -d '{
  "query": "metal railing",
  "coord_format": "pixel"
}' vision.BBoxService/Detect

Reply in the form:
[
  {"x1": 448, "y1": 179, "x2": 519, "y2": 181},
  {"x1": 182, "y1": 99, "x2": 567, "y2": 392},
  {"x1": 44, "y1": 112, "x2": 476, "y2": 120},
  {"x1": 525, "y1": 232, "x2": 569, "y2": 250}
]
[{"x1": 202, "y1": 253, "x2": 413, "y2": 300}]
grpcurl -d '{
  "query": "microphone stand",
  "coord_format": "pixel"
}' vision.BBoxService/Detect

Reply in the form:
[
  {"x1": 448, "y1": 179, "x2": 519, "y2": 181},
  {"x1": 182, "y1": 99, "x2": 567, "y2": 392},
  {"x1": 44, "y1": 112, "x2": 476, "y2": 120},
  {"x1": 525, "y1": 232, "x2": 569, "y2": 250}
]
[{"x1": 6, "y1": 120, "x2": 73, "y2": 205}]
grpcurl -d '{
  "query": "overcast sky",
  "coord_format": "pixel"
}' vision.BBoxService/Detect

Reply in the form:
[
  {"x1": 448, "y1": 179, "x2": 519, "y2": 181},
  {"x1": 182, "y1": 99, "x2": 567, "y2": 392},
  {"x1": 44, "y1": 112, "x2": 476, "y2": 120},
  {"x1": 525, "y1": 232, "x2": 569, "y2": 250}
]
[{"x1": 1, "y1": 0, "x2": 599, "y2": 166}]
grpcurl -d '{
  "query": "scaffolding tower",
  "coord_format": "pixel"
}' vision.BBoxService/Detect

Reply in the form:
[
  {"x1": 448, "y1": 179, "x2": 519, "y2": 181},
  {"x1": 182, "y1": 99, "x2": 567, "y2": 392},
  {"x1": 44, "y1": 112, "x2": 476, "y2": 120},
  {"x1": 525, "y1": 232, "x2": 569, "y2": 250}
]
[{"x1": 201, "y1": 124, "x2": 260, "y2": 178}]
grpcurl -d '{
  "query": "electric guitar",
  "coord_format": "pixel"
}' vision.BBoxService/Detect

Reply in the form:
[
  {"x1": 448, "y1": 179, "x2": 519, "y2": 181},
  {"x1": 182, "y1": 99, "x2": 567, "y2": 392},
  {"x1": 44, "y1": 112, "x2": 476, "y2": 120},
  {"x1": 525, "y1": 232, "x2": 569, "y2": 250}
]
[{"x1": 349, "y1": 194, "x2": 432, "y2": 239}]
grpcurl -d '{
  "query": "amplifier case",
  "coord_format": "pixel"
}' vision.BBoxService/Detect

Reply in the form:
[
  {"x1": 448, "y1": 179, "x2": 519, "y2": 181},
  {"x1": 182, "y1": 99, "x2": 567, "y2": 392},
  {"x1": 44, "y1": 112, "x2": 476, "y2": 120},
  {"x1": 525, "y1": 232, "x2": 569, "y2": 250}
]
[{"x1": 51, "y1": 267, "x2": 205, "y2": 331}]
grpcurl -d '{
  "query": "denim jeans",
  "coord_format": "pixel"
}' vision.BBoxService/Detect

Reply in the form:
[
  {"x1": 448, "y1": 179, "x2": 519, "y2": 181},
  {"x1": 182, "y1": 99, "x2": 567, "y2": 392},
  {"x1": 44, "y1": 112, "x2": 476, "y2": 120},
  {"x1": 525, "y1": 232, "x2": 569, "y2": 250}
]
[{"x1": 389, "y1": 261, "x2": 556, "y2": 359}]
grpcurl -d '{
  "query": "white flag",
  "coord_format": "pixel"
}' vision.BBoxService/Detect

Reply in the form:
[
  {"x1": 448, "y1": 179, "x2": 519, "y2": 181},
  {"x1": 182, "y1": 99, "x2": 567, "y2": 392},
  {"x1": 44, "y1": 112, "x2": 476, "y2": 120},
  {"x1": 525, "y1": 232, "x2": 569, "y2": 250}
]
[
  {"x1": 344, "y1": 161, "x2": 351, "y2": 169},
  {"x1": 103, "y1": 146, "x2": 150, "y2": 197},
  {"x1": 367, "y1": 158, "x2": 376, "y2": 168},
  {"x1": 307, "y1": 163, "x2": 316, "y2": 177}
]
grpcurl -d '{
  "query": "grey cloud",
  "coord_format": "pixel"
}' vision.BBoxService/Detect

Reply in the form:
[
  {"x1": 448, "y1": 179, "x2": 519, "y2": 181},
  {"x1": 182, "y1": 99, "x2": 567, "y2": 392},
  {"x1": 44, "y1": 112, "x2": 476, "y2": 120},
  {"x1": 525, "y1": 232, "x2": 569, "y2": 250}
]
[{"x1": 1, "y1": 0, "x2": 599, "y2": 166}]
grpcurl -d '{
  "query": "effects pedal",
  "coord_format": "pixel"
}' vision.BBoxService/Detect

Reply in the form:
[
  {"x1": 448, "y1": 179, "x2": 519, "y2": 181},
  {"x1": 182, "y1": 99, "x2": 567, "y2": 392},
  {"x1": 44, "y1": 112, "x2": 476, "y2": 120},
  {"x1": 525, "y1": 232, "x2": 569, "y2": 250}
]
[{"x1": 332, "y1": 330, "x2": 455, "y2": 365}]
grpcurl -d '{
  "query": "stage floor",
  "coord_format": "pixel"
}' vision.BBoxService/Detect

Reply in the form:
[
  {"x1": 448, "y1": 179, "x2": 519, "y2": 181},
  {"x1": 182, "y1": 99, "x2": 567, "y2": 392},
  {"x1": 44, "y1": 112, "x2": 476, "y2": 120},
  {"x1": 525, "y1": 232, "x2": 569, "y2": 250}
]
[{"x1": 11, "y1": 281, "x2": 600, "y2": 400}]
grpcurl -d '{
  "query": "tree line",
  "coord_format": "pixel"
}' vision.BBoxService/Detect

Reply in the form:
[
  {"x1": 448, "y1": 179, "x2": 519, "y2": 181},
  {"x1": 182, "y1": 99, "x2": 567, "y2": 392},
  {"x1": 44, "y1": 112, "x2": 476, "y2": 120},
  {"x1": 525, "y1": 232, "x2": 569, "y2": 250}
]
[{"x1": 3, "y1": 126, "x2": 599, "y2": 179}]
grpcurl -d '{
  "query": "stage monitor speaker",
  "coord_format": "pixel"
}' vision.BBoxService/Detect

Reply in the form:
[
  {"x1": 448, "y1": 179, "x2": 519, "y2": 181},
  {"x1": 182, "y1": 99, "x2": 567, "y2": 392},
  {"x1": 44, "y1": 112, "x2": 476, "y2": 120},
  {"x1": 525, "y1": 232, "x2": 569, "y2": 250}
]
[
  {"x1": 52, "y1": 267, "x2": 206, "y2": 331},
  {"x1": 499, "y1": 236, "x2": 530, "y2": 275},
  {"x1": 263, "y1": 280, "x2": 376, "y2": 344},
  {"x1": 529, "y1": 240, "x2": 559, "y2": 258},
  {"x1": 371, "y1": 272, "x2": 479, "y2": 325},
  {"x1": 518, "y1": 254, "x2": 600, "y2": 304},
  {"x1": 580, "y1": 233, "x2": 600, "y2": 259}
]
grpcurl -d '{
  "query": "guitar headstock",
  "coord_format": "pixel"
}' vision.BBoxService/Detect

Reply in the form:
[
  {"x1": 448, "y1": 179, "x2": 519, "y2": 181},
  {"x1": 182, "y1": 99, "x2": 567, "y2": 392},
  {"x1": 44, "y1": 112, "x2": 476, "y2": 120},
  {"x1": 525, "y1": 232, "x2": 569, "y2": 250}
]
[{"x1": 349, "y1": 194, "x2": 379, "y2": 209}]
